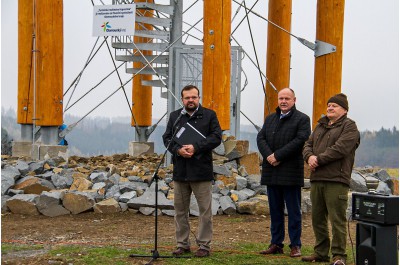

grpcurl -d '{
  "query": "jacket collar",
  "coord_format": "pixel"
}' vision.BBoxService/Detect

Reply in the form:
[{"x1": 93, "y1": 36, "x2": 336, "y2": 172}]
[
  {"x1": 319, "y1": 114, "x2": 348, "y2": 127},
  {"x1": 183, "y1": 104, "x2": 204, "y2": 118},
  {"x1": 275, "y1": 105, "x2": 297, "y2": 119}
]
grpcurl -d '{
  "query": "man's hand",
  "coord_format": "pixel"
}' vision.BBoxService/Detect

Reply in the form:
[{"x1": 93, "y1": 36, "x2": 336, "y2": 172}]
[
  {"x1": 307, "y1": 155, "x2": 319, "y2": 171},
  {"x1": 271, "y1": 161, "x2": 280, "y2": 167},
  {"x1": 267, "y1": 153, "x2": 279, "y2": 166},
  {"x1": 178, "y1": 144, "x2": 195, "y2": 158}
]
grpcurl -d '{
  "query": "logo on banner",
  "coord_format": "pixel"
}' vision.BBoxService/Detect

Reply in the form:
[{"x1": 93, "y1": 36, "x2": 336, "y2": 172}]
[{"x1": 101, "y1": 22, "x2": 111, "y2": 32}]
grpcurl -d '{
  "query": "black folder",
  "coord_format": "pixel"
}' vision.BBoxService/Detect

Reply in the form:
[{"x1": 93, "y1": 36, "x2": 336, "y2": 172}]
[{"x1": 173, "y1": 122, "x2": 206, "y2": 146}]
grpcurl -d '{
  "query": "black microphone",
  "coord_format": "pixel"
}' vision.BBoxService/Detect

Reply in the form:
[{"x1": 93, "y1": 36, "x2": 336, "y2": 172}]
[{"x1": 173, "y1": 109, "x2": 187, "y2": 129}]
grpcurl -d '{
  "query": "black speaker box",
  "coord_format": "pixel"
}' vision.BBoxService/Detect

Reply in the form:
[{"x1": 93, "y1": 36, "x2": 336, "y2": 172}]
[
  {"x1": 356, "y1": 221, "x2": 398, "y2": 265},
  {"x1": 352, "y1": 193, "x2": 399, "y2": 225}
]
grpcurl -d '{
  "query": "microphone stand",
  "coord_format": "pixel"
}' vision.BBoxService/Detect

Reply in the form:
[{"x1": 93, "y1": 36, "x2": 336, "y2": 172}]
[{"x1": 129, "y1": 111, "x2": 190, "y2": 264}]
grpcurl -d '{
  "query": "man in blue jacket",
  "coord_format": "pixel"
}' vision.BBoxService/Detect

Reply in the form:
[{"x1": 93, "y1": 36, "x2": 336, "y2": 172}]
[
  {"x1": 162, "y1": 85, "x2": 222, "y2": 258},
  {"x1": 257, "y1": 88, "x2": 311, "y2": 258}
]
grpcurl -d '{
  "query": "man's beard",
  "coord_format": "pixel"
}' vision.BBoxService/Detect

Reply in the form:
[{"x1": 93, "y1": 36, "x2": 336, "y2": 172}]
[{"x1": 185, "y1": 104, "x2": 197, "y2": 111}]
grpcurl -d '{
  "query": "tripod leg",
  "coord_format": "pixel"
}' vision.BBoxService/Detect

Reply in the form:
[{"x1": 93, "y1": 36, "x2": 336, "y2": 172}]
[{"x1": 151, "y1": 249, "x2": 160, "y2": 259}]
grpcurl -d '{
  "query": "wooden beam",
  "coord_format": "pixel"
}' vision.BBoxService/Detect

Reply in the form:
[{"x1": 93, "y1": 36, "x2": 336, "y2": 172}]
[
  {"x1": 265, "y1": 0, "x2": 292, "y2": 118},
  {"x1": 312, "y1": 0, "x2": 345, "y2": 127},
  {"x1": 17, "y1": 0, "x2": 34, "y2": 124},
  {"x1": 35, "y1": 0, "x2": 63, "y2": 126},
  {"x1": 202, "y1": 0, "x2": 231, "y2": 130},
  {"x1": 131, "y1": 0, "x2": 154, "y2": 127}
]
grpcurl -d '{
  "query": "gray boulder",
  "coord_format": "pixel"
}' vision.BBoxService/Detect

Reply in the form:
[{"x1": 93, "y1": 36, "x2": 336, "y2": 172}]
[
  {"x1": 119, "y1": 191, "x2": 137, "y2": 203},
  {"x1": 375, "y1": 181, "x2": 392, "y2": 195},
  {"x1": 350, "y1": 172, "x2": 368, "y2": 192},
  {"x1": 219, "y1": 195, "x2": 236, "y2": 215},
  {"x1": 127, "y1": 188, "x2": 174, "y2": 210},
  {"x1": 89, "y1": 172, "x2": 108, "y2": 183},
  {"x1": 213, "y1": 164, "x2": 232, "y2": 176},
  {"x1": 37, "y1": 191, "x2": 70, "y2": 217},
  {"x1": 235, "y1": 176, "x2": 247, "y2": 191},
  {"x1": 374, "y1": 169, "x2": 394, "y2": 194},
  {"x1": 1, "y1": 175, "x2": 15, "y2": 195},
  {"x1": 2, "y1": 166, "x2": 21, "y2": 180},
  {"x1": 105, "y1": 185, "x2": 121, "y2": 200},
  {"x1": 36, "y1": 171, "x2": 55, "y2": 181},
  {"x1": 15, "y1": 160, "x2": 30, "y2": 175},
  {"x1": 28, "y1": 161, "x2": 45, "y2": 174},
  {"x1": 51, "y1": 174, "x2": 73, "y2": 189}
]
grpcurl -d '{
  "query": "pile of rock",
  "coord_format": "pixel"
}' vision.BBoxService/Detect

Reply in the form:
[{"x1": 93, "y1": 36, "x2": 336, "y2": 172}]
[{"x1": 1, "y1": 136, "x2": 397, "y2": 218}]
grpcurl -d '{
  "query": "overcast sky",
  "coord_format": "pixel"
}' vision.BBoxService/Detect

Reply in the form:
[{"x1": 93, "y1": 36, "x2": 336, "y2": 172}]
[{"x1": 1, "y1": 0, "x2": 399, "y2": 132}]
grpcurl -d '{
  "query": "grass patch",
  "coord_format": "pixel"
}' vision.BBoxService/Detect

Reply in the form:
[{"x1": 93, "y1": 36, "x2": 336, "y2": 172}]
[
  {"x1": 160, "y1": 243, "x2": 356, "y2": 265},
  {"x1": 47, "y1": 245, "x2": 147, "y2": 265},
  {"x1": 1, "y1": 243, "x2": 44, "y2": 255},
  {"x1": 226, "y1": 217, "x2": 245, "y2": 223},
  {"x1": 386, "y1": 168, "x2": 399, "y2": 178},
  {"x1": 3, "y1": 242, "x2": 356, "y2": 264}
]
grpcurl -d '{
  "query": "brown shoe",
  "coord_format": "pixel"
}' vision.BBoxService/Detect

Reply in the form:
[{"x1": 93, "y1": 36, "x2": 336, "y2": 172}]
[
  {"x1": 302, "y1": 254, "x2": 329, "y2": 262},
  {"x1": 194, "y1": 248, "x2": 210, "y2": 257},
  {"x1": 259, "y1": 244, "x2": 284, "y2": 255},
  {"x1": 331, "y1": 256, "x2": 346, "y2": 265},
  {"x1": 290, "y1": 246, "x2": 301, "y2": 257},
  {"x1": 172, "y1": 247, "x2": 191, "y2": 256}
]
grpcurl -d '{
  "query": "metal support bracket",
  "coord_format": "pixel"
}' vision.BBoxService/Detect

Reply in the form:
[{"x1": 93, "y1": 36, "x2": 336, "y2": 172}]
[
  {"x1": 145, "y1": 124, "x2": 158, "y2": 138},
  {"x1": 297, "y1": 37, "x2": 336, "y2": 57},
  {"x1": 135, "y1": 126, "x2": 150, "y2": 142},
  {"x1": 314, "y1": 40, "x2": 336, "y2": 57}
]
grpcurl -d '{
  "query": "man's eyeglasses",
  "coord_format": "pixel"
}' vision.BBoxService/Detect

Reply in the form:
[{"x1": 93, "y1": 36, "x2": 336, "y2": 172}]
[{"x1": 182, "y1": 96, "x2": 199, "y2": 101}]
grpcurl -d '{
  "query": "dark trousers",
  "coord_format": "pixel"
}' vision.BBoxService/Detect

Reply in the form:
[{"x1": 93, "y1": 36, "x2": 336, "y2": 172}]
[
  {"x1": 310, "y1": 182, "x2": 348, "y2": 259},
  {"x1": 267, "y1": 185, "x2": 302, "y2": 248}
]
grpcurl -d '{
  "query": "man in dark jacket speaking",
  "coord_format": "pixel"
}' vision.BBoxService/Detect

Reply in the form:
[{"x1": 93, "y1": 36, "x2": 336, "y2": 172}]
[
  {"x1": 162, "y1": 85, "x2": 222, "y2": 258},
  {"x1": 257, "y1": 88, "x2": 311, "y2": 258}
]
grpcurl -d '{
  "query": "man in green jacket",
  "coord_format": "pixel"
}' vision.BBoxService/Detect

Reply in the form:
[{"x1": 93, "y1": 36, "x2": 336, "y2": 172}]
[{"x1": 302, "y1": 93, "x2": 360, "y2": 265}]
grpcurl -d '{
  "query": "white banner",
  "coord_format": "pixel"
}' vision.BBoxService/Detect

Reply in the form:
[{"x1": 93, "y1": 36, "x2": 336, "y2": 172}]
[{"x1": 93, "y1": 4, "x2": 136, "y2": 36}]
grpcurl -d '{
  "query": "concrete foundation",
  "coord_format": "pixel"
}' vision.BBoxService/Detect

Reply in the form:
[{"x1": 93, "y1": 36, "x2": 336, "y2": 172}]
[
  {"x1": 32, "y1": 144, "x2": 68, "y2": 160},
  {"x1": 12, "y1": 141, "x2": 67, "y2": 160},
  {"x1": 128, "y1": 141, "x2": 154, "y2": 157},
  {"x1": 12, "y1": 141, "x2": 33, "y2": 158}
]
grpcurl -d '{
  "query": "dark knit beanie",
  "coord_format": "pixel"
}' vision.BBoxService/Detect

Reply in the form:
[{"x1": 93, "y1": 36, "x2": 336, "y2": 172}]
[{"x1": 327, "y1": 93, "x2": 349, "y2": 111}]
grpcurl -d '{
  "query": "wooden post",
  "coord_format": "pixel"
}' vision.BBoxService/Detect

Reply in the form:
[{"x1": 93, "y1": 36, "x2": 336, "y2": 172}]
[
  {"x1": 131, "y1": 0, "x2": 153, "y2": 127},
  {"x1": 202, "y1": 0, "x2": 231, "y2": 130},
  {"x1": 312, "y1": 0, "x2": 345, "y2": 128},
  {"x1": 265, "y1": 0, "x2": 292, "y2": 118},
  {"x1": 34, "y1": 0, "x2": 64, "y2": 126},
  {"x1": 17, "y1": 0, "x2": 34, "y2": 124}
]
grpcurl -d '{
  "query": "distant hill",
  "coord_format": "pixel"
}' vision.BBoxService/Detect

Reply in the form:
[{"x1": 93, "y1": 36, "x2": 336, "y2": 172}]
[{"x1": 1, "y1": 108, "x2": 398, "y2": 168}]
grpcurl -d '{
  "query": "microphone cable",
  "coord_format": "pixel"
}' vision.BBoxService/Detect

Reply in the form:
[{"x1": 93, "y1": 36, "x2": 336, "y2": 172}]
[{"x1": 347, "y1": 214, "x2": 356, "y2": 265}]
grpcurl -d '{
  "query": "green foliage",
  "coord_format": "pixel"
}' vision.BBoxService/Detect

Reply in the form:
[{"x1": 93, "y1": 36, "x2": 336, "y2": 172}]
[
  {"x1": 1, "y1": 127, "x2": 13, "y2": 155},
  {"x1": 355, "y1": 127, "x2": 399, "y2": 167}
]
